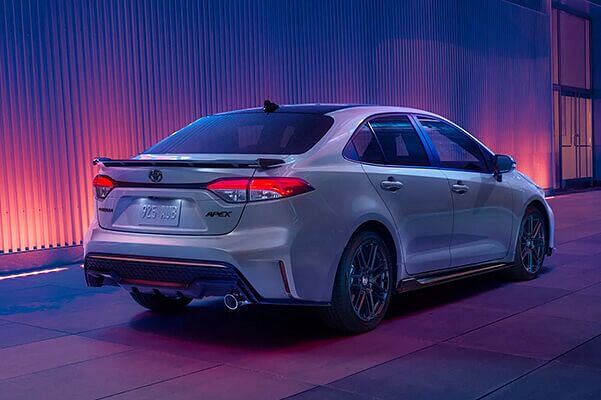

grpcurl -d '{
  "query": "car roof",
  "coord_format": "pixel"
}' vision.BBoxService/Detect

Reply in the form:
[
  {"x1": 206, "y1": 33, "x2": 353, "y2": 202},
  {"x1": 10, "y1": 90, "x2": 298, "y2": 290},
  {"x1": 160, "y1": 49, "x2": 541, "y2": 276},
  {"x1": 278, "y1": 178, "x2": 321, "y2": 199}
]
[
  {"x1": 214, "y1": 104, "x2": 368, "y2": 115},
  {"x1": 214, "y1": 103, "x2": 442, "y2": 118}
]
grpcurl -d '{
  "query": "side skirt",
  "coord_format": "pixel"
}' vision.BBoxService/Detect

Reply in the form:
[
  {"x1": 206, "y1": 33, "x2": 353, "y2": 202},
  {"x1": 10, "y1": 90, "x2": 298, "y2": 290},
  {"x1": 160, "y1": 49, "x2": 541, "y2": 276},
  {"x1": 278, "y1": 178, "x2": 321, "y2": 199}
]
[{"x1": 397, "y1": 262, "x2": 512, "y2": 293}]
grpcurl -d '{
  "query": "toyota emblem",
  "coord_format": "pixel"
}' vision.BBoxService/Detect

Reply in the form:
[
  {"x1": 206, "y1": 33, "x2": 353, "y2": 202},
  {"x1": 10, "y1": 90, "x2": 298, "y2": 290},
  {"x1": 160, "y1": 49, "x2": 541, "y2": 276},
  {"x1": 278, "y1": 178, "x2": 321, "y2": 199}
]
[{"x1": 148, "y1": 170, "x2": 163, "y2": 183}]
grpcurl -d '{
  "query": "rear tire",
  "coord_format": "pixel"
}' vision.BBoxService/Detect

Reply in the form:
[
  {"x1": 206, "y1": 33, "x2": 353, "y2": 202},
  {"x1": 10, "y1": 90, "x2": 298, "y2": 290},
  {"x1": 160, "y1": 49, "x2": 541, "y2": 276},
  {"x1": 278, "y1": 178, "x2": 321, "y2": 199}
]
[
  {"x1": 506, "y1": 206, "x2": 547, "y2": 281},
  {"x1": 322, "y1": 231, "x2": 394, "y2": 333},
  {"x1": 130, "y1": 291, "x2": 192, "y2": 313}
]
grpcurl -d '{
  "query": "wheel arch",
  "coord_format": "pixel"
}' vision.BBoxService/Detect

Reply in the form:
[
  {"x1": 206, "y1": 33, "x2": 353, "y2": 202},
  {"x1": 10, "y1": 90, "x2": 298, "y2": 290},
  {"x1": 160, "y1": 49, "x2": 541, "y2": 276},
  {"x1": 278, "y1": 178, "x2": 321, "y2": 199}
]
[
  {"x1": 524, "y1": 198, "x2": 551, "y2": 254},
  {"x1": 348, "y1": 219, "x2": 400, "y2": 285}
]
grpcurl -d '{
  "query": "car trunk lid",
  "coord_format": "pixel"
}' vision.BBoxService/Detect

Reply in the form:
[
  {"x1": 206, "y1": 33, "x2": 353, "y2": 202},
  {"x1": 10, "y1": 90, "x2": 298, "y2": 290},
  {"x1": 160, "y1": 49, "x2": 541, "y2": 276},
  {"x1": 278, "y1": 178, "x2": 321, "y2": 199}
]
[{"x1": 94, "y1": 155, "x2": 286, "y2": 236}]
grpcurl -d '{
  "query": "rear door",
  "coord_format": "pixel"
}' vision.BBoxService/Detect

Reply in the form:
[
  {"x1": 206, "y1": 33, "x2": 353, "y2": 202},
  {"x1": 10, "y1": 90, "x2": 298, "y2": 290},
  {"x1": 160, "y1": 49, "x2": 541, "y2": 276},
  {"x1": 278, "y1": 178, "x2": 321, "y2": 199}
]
[
  {"x1": 415, "y1": 116, "x2": 514, "y2": 266},
  {"x1": 345, "y1": 115, "x2": 454, "y2": 274}
]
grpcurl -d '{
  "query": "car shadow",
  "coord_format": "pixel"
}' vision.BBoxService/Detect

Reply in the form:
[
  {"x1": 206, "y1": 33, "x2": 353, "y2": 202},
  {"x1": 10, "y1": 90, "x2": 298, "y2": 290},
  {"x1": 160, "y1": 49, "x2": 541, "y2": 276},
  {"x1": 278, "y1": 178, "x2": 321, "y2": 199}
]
[
  {"x1": 125, "y1": 269, "x2": 526, "y2": 350},
  {"x1": 127, "y1": 298, "x2": 338, "y2": 349}
]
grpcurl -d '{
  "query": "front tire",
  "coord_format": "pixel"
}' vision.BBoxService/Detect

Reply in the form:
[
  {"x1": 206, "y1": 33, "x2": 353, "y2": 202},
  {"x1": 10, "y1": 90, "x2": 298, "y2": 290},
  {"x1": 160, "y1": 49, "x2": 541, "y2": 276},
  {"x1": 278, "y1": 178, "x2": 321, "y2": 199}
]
[
  {"x1": 130, "y1": 291, "x2": 192, "y2": 313},
  {"x1": 506, "y1": 206, "x2": 547, "y2": 281},
  {"x1": 322, "y1": 231, "x2": 394, "y2": 333}
]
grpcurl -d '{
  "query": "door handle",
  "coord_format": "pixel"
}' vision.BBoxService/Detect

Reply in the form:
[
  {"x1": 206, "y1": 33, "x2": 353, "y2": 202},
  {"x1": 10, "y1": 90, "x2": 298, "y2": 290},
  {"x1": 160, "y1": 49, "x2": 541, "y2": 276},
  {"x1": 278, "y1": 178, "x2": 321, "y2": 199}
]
[
  {"x1": 380, "y1": 179, "x2": 404, "y2": 191},
  {"x1": 451, "y1": 183, "x2": 469, "y2": 194}
]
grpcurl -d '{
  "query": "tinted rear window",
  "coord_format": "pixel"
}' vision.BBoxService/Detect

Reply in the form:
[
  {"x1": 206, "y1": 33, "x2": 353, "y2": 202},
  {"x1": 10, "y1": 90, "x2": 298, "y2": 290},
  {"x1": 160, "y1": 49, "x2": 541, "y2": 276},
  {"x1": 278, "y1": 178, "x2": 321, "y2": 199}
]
[{"x1": 144, "y1": 113, "x2": 334, "y2": 155}]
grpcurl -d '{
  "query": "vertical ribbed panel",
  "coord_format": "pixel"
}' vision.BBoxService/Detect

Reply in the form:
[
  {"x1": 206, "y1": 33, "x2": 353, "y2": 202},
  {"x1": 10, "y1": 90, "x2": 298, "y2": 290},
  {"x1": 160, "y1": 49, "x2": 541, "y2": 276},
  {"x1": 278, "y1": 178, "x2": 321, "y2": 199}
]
[{"x1": 0, "y1": 0, "x2": 553, "y2": 254}]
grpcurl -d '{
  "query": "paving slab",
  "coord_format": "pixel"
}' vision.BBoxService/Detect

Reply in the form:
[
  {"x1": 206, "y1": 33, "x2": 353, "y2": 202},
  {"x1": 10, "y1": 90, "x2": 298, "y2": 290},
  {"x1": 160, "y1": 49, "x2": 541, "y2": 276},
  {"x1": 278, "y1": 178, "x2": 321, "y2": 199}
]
[
  {"x1": 558, "y1": 334, "x2": 601, "y2": 370},
  {"x1": 482, "y1": 361, "x2": 601, "y2": 400},
  {"x1": 449, "y1": 312, "x2": 601, "y2": 360},
  {"x1": 0, "y1": 335, "x2": 130, "y2": 380},
  {"x1": 107, "y1": 365, "x2": 313, "y2": 400},
  {"x1": 526, "y1": 293, "x2": 601, "y2": 323},
  {"x1": 0, "y1": 322, "x2": 65, "y2": 349},
  {"x1": 233, "y1": 329, "x2": 432, "y2": 385},
  {"x1": 0, "y1": 349, "x2": 217, "y2": 400},
  {"x1": 329, "y1": 344, "x2": 543, "y2": 400}
]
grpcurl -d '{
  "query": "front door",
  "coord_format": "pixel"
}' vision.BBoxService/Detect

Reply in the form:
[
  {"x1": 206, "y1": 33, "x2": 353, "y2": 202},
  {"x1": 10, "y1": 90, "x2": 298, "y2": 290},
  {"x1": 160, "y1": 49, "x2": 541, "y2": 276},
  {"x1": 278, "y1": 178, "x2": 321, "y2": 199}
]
[{"x1": 415, "y1": 116, "x2": 514, "y2": 267}]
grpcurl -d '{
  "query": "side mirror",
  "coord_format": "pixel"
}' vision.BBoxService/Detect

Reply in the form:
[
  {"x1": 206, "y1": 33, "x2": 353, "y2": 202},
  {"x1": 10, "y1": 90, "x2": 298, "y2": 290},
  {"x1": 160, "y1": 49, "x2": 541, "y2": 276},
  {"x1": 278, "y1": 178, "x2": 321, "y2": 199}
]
[{"x1": 493, "y1": 154, "x2": 516, "y2": 182}]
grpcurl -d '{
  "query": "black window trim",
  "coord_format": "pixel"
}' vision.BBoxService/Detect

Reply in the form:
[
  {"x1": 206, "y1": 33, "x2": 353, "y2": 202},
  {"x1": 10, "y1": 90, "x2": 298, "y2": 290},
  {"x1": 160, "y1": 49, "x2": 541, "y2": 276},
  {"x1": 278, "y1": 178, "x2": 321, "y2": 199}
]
[
  {"x1": 412, "y1": 114, "x2": 495, "y2": 174},
  {"x1": 342, "y1": 113, "x2": 437, "y2": 169}
]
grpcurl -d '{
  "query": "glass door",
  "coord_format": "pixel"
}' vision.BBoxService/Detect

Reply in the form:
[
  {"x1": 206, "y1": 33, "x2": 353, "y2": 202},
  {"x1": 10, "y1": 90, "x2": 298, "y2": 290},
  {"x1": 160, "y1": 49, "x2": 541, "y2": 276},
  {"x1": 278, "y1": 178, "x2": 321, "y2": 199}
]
[
  {"x1": 553, "y1": 93, "x2": 593, "y2": 185},
  {"x1": 552, "y1": 8, "x2": 594, "y2": 189}
]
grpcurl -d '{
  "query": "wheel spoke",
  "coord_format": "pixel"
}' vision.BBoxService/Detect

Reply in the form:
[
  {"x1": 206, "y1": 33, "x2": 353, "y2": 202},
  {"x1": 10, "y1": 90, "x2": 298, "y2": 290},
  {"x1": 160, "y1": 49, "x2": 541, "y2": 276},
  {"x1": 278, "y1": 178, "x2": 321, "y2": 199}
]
[
  {"x1": 366, "y1": 291, "x2": 375, "y2": 317},
  {"x1": 356, "y1": 247, "x2": 368, "y2": 271},
  {"x1": 367, "y1": 243, "x2": 378, "y2": 273},
  {"x1": 348, "y1": 240, "x2": 390, "y2": 322},
  {"x1": 532, "y1": 219, "x2": 542, "y2": 238},
  {"x1": 521, "y1": 245, "x2": 530, "y2": 259},
  {"x1": 354, "y1": 290, "x2": 366, "y2": 311}
]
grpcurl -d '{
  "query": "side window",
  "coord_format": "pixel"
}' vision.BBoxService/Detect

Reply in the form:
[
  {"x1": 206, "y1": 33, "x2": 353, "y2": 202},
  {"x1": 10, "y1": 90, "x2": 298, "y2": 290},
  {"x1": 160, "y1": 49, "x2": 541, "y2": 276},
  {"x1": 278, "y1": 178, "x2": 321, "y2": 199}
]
[
  {"x1": 368, "y1": 116, "x2": 430, "y2": 166},
  {"x1": 417, "y1": 117, "x2": 488, "y2": 172},
  {"x1": 343, "y1": 125, "x2": 385, "y2": 164}
]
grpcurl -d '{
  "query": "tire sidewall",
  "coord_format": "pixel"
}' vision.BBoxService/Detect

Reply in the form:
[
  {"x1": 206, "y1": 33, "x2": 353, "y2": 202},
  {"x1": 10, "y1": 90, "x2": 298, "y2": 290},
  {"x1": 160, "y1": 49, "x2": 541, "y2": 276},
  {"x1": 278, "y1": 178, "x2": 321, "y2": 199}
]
[
  {"x1": 514, "y1": 206, "x2": 546, "y2": 279},
  {"x1": 332, "y1": 231, "x2": 394, "y2": 332}
]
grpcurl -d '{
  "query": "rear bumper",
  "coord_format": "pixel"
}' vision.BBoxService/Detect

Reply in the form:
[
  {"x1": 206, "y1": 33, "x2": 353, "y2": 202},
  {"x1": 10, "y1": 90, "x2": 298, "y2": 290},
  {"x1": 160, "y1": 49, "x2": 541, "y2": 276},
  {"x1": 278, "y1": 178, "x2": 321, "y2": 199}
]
[
  {"x1": 84, "y1": 186, "x2": 353, "y2": 304},
  {"x1": 83, "y1": 252, "x2": 329, "y2": 306},
  {"x1": 84, "y1": 253, "x2": 261, "y2": 302}
]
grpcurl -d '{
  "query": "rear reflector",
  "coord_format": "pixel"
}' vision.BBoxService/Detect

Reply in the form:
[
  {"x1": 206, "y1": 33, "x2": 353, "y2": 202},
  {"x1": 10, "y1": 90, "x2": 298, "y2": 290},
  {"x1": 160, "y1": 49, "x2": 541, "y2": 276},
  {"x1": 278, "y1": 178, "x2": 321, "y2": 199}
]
[
  {"x1": 207, "y1": 177, "x2": 313, "y2": 203},
  {"x1": 92, "y1": 175, "x2": 115, "y2": 199},
  {"x1": 279, "y1": 260, "x2": 291, "y2": 295}
]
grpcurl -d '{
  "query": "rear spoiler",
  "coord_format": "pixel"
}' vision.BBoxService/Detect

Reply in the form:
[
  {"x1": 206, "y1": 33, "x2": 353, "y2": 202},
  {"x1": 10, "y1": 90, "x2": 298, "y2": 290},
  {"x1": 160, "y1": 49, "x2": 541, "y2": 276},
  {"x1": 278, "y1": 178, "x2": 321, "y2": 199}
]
[{"x1": 92, "y1": 157, "x2": 285, "y2": 169}]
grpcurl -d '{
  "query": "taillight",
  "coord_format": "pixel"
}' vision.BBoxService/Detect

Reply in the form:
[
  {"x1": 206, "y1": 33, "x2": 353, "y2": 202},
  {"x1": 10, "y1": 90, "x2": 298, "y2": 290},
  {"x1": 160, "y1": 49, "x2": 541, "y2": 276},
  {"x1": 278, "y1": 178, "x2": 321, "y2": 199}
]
[
  {"x1": 92, "y1": 175, "x2": 115, "y2": 200},
  {"x1": 206, "y1": 177, "x2": 313, "y2": 203}
]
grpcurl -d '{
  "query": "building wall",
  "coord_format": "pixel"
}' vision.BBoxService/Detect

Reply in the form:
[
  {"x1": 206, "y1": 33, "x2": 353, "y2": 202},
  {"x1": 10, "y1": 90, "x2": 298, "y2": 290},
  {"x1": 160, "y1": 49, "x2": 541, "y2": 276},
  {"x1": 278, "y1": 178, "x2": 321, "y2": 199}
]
[{"x1": 0, "y1": 0, "x2": 553, "y2": 256}]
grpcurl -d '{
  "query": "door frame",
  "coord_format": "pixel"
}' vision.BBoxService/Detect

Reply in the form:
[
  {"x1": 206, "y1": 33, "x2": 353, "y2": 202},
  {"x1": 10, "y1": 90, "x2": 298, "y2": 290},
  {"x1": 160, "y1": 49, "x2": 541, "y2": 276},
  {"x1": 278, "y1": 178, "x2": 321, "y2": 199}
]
[{"x1": 551, "y1": 4, "x2": 595, "y2": 189}]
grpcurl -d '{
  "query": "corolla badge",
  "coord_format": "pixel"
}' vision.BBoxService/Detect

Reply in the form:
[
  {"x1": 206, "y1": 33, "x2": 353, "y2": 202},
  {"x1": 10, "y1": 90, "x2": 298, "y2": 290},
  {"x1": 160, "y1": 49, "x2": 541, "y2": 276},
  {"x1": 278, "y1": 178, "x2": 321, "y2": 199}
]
[{"x1": 148, "y1": 169, "x2": 163, "y2": 183}]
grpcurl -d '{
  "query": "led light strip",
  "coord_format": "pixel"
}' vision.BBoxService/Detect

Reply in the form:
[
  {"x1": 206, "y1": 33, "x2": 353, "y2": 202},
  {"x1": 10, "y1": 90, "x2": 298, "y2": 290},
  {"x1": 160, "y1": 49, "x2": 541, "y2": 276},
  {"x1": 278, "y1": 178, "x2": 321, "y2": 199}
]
[{"x1": 0, "y1": 267, "x2": 69, "y2": 281}]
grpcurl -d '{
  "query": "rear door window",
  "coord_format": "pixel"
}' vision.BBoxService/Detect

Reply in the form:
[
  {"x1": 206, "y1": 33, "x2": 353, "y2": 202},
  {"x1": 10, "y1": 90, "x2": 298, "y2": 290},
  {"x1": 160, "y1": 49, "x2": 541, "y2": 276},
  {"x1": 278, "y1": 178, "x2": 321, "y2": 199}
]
[
  {"x1": 144, "y1": 113, "x2": 334, "y2": 155},
  {"x1": 368, "y1": 116, "x2": 430, "y2": 166},
  {"x1": 343, "y1": 125, "x2": 386, "y2": 164}
]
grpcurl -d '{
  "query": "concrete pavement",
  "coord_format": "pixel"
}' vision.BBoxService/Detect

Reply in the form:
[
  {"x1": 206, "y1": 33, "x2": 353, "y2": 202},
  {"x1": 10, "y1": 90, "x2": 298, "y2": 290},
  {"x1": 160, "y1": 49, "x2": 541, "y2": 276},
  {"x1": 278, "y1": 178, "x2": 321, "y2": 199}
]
[{"x1": 1, "y1": 191, "x2": 601, "y2": 399}]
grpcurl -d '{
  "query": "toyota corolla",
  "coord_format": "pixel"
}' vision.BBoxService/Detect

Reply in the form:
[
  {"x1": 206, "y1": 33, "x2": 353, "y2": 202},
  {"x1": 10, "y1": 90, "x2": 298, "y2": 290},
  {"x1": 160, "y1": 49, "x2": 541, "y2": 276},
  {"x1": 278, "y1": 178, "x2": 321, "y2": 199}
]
[{"x1": 84, "y1": 103, "x2": 554, "y2": 333}]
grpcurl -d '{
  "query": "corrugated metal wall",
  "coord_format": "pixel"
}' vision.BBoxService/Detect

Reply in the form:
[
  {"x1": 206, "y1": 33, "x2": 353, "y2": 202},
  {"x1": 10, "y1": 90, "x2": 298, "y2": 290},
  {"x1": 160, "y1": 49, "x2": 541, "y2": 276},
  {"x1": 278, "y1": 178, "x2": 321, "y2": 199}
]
[{"x1": 0, "y1": 0, "x2": 553, "y2": 255}]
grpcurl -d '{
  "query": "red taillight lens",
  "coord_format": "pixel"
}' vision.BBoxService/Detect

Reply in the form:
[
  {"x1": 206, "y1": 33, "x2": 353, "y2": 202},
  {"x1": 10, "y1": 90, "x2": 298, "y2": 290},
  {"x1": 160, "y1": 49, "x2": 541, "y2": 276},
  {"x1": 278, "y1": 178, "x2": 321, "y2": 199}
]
[
  {"x1": 248, "y1": 177, "x2": 313, "y2": 201},
  {"x1": 206, "y1": 177, "x2": 313, "y2": 203},
  {"x1": 92, "y1": 175, "x2": 115, "y2": 199}
]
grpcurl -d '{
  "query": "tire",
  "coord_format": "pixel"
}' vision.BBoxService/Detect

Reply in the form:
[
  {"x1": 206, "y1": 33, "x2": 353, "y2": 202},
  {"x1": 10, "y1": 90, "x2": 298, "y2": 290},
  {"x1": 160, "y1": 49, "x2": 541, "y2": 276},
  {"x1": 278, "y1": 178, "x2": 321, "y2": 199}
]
[
  {"x1": 130, "y1": 291, "x2": 192, "y2": 313},
  {"x1": 506, "y1": 206, "x2": 547, "y2": 281},
  {"x1": 322, "y1": 230, "x2": 394, "y2": 333}
]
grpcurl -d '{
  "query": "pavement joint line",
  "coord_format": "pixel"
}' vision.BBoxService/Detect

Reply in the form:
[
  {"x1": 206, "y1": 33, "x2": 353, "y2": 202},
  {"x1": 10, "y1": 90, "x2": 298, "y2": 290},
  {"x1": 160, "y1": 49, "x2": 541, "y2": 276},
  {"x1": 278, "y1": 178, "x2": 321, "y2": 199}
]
[
  {"x1": 439, "y1": 275, "x2": 601, "y2": 346},
  {"x1": 555, "y1": 229, "x2": 601, "y2": 246},
  {"x1": 315, "y1": 277, "x2": 601, "y2": 391},
  {"x1": 283, "y1": 384, "x2": 387, "y2": 400},
  {"x1": 220, "y1": 361, "x2": 339, "y2": 388},
  {"x1": 93, "y1": 363, "x2": 223, "y2": 400},
  {"x1": 72, "y1": 319, "x2": 141, "y2": 336},
  {"x1": 476, "y1": 331, "x2": 601, "y2": 400},
  {"x1": 0, "y1": 348, "x2": 136, "y2": 383},
  {"x1": 0, "y1": 318, "x2": 74, "y2": 336}
]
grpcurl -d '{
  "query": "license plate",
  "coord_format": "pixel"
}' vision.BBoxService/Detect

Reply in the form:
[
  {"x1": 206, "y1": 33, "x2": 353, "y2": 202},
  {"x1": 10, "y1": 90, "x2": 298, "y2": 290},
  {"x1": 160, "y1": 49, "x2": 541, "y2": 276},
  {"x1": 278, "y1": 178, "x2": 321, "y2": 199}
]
[{"x1": 137, "y1": 199, "x2": 181, "y2": 227}]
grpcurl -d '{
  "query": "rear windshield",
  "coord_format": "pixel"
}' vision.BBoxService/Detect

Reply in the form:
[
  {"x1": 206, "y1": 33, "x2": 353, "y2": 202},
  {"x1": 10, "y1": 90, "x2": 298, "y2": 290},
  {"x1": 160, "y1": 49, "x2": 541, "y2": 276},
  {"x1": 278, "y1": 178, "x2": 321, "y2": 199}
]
[{"x1": 144, "y1": 113, "x2": 334, "y2": 155}]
